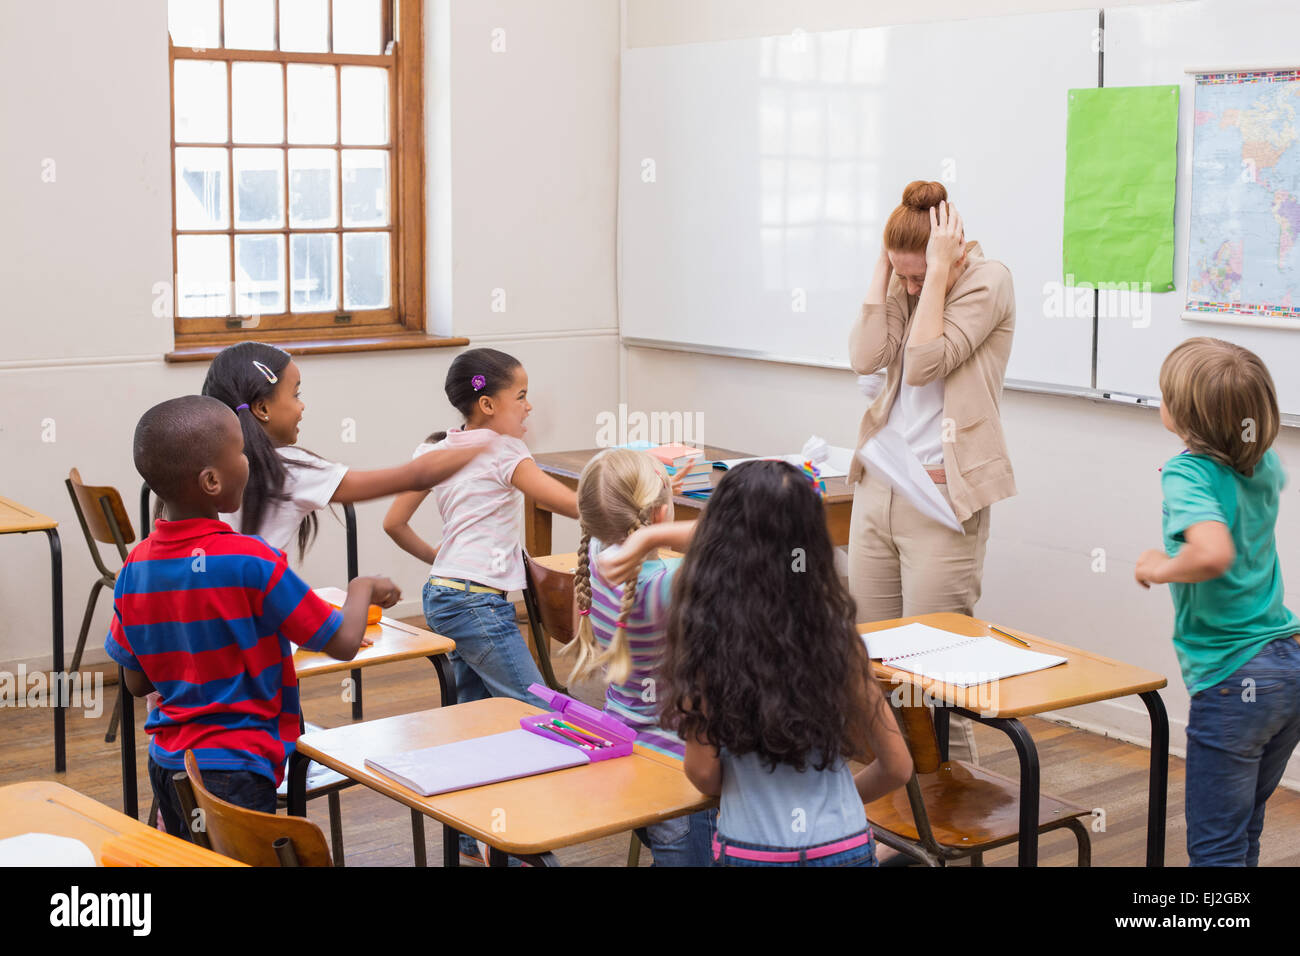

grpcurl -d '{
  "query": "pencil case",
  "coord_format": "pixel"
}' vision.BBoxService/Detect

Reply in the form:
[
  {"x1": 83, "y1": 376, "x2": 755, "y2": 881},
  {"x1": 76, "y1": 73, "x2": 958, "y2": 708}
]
[{"x1": 519, "y1": 683, "x2": 636, "y2": 761}]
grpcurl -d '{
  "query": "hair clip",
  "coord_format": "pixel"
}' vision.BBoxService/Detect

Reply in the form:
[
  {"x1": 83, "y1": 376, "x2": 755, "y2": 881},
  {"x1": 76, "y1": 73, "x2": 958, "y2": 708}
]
[
  {"x1": 471, "y1": 374, "x2": 486, "y2": 391},
  {"x1": 800, "y1": 460, "x2": 827, "y2": 498},
  {"x1": 252, "y1": 360, "x2": 278, "y2": 385}
]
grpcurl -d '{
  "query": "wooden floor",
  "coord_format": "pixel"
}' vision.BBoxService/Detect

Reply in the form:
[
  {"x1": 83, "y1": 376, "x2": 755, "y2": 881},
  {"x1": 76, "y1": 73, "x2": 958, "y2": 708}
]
[{"x1": 8, "y1": 620, "x2": 1300, "y2": 867}]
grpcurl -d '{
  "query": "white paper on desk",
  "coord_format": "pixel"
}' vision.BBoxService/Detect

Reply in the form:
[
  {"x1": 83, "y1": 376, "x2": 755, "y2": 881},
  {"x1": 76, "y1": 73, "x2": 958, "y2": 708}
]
[
  {"x1": 715, "y1": 448, "x2": 852, "y2": 479},
  {"x1": 857, "y1": 428, "x2": 963, "y2": 533}
]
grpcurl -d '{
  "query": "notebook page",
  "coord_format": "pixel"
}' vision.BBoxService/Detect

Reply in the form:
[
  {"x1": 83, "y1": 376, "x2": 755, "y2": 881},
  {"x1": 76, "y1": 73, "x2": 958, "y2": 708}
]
[
  {"x1": 364, "y1": 729, "x2": 589, "y2": 796},
  {"x1": 862, "y1": 622, "x2": 974, "y2": 660},
  {"x1": 891, "y1": 637, "x2": 1067, "y2": 687}
]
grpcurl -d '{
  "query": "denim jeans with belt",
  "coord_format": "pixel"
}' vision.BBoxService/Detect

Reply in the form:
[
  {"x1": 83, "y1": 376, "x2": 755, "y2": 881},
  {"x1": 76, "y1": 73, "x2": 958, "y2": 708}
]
[
  {"x1": 713, "y1": 829, "x2": 878, "y2": 867},
  {"x1": 1185, "y1": 636, "x2": 1300, "y2": 867},
  {"x1": 422, "y1": 579, "x2": 548, "y2": 709}
]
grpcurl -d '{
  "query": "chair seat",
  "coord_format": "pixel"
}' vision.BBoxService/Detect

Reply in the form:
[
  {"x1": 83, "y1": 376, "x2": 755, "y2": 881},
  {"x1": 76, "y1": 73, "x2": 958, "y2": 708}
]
[
  {"x1": 865, "y1": 760, "x2": 1090, "y2": 851},
  {"x1": 276, "y1": 760, "x2": 351, "y2": 800}
]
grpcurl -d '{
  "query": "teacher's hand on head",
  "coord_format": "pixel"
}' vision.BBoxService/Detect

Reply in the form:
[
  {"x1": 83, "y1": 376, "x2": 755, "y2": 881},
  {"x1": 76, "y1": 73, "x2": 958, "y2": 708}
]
[{"x1": 925, "y1": 201, "x2": 965, "y2": 270}]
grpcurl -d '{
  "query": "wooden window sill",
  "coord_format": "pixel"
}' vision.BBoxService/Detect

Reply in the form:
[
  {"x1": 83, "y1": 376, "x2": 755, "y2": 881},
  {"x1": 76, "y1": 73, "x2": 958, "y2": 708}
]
[{"x1": 165, "y1": 333, "x2": 469, "y2": 363}]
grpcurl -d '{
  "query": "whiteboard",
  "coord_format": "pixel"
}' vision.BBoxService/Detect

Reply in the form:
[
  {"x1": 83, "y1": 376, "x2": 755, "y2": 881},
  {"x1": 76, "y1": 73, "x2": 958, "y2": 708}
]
[
  {"x1": 619, "y1": 9, "x2": 1100, "y2": 389},
  {"x1": 1098, "y1": 0, "x2": 1300, "y2": 415}
]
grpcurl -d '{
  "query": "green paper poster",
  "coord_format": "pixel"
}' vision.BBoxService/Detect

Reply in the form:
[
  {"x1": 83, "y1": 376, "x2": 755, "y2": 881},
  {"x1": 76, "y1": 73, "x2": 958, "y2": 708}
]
[{"x1": 1063, "y1": 85, "x2": 1179, "y2": 290}]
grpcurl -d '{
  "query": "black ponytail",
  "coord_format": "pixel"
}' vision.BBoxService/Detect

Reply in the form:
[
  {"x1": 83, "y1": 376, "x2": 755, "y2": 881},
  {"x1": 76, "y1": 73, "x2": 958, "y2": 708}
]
[
  {"x1": 428, "y1": 348, "x2": 522, "y2": 442},
  {"x1": 201, "y1": 341, "x2": 321, "y2": 559}
]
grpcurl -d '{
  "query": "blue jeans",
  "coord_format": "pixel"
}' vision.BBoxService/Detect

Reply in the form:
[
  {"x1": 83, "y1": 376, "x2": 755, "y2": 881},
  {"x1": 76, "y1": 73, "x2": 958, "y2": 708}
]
[
  {"x1": 424, "y1": 579, "x2": 549, "y2": 862},
  {"x1": 148, "y1": 755, "x2": 277, "y2": 841},
  {"x1": 422, "y1": 580, "x2": 548, "y2": 709},
  {"x1": 636, "y1": 808, "x2": 718, "y2": 867},
  {"x1": 1185, "y1": 636, "x2": 1300, "y2": 867},
  {"x1": 712, "y1": 829, "x2": 878, "y2": 867}
]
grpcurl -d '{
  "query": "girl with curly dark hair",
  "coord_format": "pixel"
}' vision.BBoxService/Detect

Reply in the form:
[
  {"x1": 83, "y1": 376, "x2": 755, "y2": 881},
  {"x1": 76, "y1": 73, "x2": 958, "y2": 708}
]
[{"x1": 660, "y1": 459, "x2": 913, "y2": 866}]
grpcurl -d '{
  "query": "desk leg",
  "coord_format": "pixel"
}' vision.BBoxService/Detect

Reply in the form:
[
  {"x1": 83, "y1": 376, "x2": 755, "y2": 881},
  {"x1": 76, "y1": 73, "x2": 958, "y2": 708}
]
[
  {"x1": 442, "y1": 824, "x2": 460, "y2": 867},
  {"x1": 524, "y1": 497, "x2": 552, "y2": 557},
  {"x1": 286, "y1": 750, "x2": 310, "y2": 817},
  {"x1": 411, "y1": 809, "x2": 427, "y2": 867},
  {"x1": 935, "y1": 707, "x2": 950, "y2": 763},
  {"x1": 350, "y1": 668, "x2": 363, "y2": 721},
  {"x1": 963, "y1": 711, "x2": 1039, "y2": 867},
  {"x1": 46, "y1": 529, "x2": 65, "y2": 773},
  {"x1": 1140, "y1": 690, "x2": 1169, "y2": 867},
  {"x1": 118, "y1": 667, "x2": 138, "y2": 819},
  {"x1": 429, "y1": 654, "x2": 457, "y2": 708},
  {"x1": 488, "y1": 846, "x2": 509, "y2": 868}
]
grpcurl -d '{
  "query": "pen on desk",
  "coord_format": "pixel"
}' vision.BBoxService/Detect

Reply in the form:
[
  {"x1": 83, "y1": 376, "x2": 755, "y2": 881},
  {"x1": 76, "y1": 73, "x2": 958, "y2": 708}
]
[{"x1": 989, "y1": 624, "x2": 1031, "y2": 647}]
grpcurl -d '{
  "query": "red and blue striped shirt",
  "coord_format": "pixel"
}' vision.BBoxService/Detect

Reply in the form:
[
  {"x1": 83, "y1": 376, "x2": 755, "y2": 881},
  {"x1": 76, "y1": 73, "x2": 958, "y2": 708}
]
[{"x1": 104, "y1": 517, "x2": 341, "y2": 785}]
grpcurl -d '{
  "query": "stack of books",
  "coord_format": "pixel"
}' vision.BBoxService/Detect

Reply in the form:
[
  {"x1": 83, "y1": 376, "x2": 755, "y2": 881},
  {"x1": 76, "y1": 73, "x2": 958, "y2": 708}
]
[{"x1": 650, "y1": 443, "x2": 712, "y2": 494}]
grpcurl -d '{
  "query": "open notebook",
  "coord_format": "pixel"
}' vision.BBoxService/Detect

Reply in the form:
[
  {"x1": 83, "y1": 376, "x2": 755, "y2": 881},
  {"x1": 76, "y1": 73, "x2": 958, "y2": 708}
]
[
  {"x1": 863, "y1": 622, "x2": 1067, "y2": 687},
  {"x1": 364, "y1": 729, "x2": 589, "y2": 797}
]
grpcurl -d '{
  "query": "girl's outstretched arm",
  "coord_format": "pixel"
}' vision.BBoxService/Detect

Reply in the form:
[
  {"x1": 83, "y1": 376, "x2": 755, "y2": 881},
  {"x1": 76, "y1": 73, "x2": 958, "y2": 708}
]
[
  {"x1": 383, "y1": 489, "x2": 439, "y2": 564},
  {"x1": 852, "y1": 681, "x2": 913, "y2": 804},
  {"x1": 332, "y1": 444, "x2": 485, "y2": 504},
  {"x1": 511, "y1": 459, "x2": 579, "y2": 519}
]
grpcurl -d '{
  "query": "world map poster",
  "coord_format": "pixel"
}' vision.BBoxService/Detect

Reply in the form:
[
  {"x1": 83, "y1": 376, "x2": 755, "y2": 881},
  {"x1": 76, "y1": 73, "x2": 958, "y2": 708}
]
[{"x1": 1187, "y1": 69, "x2": 1300, "y2": 323}]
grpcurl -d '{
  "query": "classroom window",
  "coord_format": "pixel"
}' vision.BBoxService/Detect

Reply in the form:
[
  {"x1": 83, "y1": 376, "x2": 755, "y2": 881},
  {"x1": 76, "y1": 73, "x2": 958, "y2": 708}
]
[{"x1": 167, "y1": 0, "x2": 425, "y2": 349}]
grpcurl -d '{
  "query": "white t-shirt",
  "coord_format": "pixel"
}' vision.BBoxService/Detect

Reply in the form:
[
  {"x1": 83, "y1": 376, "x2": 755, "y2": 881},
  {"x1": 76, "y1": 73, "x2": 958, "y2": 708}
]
[
  {"x1": 416, "y1": 428, "x2": 532, "y2": 592},
  {"x1": 221, "y1": 445, "x2": 349, "y2": 553},
  {"x1": 886, "y1": 371, "x2": 945, "y2": 468}
]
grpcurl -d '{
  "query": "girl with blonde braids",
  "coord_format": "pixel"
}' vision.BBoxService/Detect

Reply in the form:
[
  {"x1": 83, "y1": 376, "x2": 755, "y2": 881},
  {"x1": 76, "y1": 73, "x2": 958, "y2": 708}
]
[{"x1": 565, "y1": 448, "x2": 716, "y2": 865}]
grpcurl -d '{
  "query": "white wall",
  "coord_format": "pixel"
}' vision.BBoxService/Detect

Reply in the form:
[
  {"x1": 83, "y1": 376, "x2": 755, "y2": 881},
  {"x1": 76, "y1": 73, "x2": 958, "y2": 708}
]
[{"x1": 0, "y1": 0, "x2": 620, "y2": 671}]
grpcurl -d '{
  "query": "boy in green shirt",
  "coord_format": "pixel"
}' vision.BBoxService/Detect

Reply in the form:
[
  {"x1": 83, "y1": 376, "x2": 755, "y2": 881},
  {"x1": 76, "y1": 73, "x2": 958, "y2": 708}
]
[{"x1": 1137, "y1": 337, "x2": 1300, "y2": 866}]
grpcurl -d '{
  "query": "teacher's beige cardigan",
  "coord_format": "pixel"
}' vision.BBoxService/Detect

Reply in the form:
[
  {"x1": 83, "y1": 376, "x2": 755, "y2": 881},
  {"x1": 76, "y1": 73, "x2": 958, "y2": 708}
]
[{"x1": 847, "y1": 241, "x2": 1017, "y2": 524}]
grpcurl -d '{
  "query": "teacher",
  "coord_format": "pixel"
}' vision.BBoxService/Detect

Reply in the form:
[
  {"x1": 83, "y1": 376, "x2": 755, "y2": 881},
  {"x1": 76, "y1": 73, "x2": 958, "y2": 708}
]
[{"x1": 846, "y1": 180, "x2": 1017, "y2": 763}]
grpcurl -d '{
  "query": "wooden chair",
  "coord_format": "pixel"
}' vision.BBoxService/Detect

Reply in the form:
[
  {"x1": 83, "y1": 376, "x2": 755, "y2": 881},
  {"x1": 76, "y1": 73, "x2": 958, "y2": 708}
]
[
  {"x1": 864, "y1": 681, "x2": 1092, "y2": 867},
  {"x1": 65, "y1": 468, "x2": 135, "y2": 744},
  {"x1": 172, "y1": 750, "x2": 332, "y2": 867},
  {"x1": 521, "y1": 551, "x2": 579, "y2": 693}
]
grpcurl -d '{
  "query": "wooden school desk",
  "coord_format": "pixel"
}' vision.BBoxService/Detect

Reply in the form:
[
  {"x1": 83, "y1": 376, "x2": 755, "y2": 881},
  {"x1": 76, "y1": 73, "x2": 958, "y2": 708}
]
[
  {"x1": 286, "y1": 697, "x2": 715, "y2": 866},
  {"x1": 0, "y1": 497, "x2": 65, "y2": 772},
  {"x1": 529, "y1": 446, "x2": 854, "y2": 555},
  {"x1": 116, "y1": 601, "x2": 456, "y2": 820},
  {"x1": 0, "y1": 781, "x2": 242, "y2": 866},
  {"x1": 861, "y1": 613, "x2": 1169, "y2": 867}
]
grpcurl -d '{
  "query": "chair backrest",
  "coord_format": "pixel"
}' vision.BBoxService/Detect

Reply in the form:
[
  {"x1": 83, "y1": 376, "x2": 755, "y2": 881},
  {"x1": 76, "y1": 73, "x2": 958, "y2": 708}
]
[
  {"x1": 523, "y1": 552, "x2": 579, "y2": 645},
  {"x1": 67, "y1": 468, "x2": 134, "y2": 551},
  {"x1": 178, "y1": 750, "x2": 332, "y2": 867},
  {"x1": 877, "y1": 678, "x2": 942, "y2": 773}
]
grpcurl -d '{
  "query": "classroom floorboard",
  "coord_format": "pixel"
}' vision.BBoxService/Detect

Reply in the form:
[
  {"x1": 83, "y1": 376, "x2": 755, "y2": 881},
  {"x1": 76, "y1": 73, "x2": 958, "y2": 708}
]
[{"x1": 9, "y1": 617, "x2": 1300, "y2": 867}]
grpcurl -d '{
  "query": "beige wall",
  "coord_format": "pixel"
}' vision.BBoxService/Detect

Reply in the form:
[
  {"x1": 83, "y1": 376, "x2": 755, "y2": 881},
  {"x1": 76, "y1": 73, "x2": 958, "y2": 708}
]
[{"x1": 0, "y1": 0, "x2": 619, "y2": 671}]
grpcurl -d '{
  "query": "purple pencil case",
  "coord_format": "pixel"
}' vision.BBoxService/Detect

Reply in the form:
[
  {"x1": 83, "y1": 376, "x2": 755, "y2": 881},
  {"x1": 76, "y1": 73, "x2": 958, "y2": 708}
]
[{"x1": 519, "y1": 683, "x2": 636, "y2": 761}]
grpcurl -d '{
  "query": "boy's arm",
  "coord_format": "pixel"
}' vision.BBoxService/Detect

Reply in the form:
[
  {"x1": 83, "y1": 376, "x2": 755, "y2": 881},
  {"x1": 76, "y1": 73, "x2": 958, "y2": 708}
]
[
  {"x1": 1136, "y1": 521, "x2": 1235, "y2": 587},
  {"x1": 320, "y1": 576, "x2": 401, "y2": 660},
  {"x1": 122, "y1": 668, "x2": 155, "y2": 698}
]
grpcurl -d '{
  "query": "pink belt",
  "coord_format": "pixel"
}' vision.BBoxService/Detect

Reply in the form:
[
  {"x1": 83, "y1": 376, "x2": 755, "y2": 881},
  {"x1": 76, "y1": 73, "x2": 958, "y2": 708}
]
[{"x1": 712, "y1": 828, "x2": 874, "y2": 864}]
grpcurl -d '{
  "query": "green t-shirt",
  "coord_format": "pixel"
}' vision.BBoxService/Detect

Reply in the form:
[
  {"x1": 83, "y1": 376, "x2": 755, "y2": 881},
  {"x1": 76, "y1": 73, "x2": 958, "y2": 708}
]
[{"x1": 1161, "y1": 448, "x2": 1299, "y2": 694}]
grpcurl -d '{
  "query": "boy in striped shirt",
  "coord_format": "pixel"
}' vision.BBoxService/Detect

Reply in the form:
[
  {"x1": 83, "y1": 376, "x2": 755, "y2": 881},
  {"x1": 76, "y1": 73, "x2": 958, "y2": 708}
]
[{"x1": 106, "y1": 396, "x2": 398, "y2": 838}]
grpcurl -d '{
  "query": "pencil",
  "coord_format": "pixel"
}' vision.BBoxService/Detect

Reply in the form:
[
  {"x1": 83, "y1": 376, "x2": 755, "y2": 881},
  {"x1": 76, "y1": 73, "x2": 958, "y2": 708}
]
[{"x1": 989, "y1": 624, "x2": 1031, "y2": 647}]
